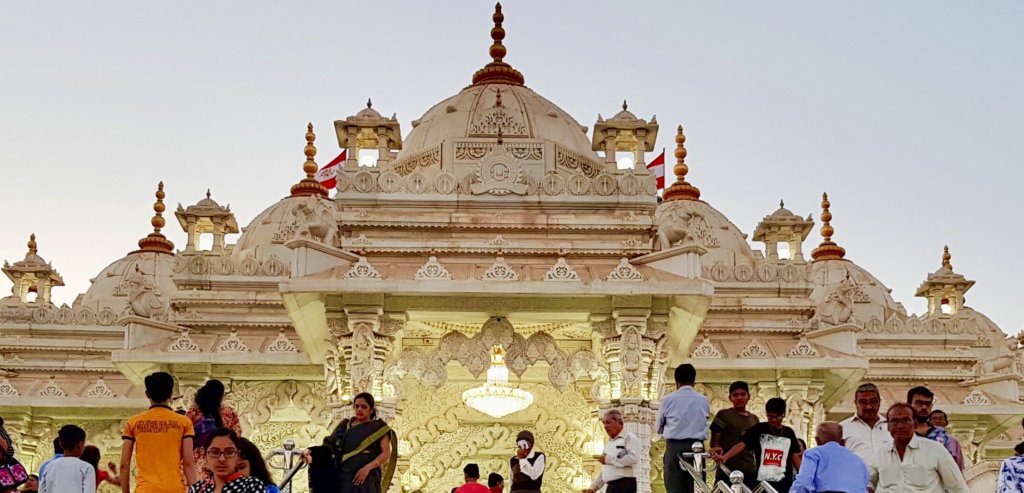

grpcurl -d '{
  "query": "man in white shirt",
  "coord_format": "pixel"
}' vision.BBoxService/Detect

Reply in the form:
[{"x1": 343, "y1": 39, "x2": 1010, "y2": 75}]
[
  {"x1": 868, "y1": 403, "x2": 967, "y2": 493},
  {"x1": 842, "y1": 382, "x2": 892, "y2": 466},
  {"x1": 39, "y1": 425, "x2": 95, "y2": 493},
  {"x1": 586, "y1": 410, "x2": 641, "y2": 493}
]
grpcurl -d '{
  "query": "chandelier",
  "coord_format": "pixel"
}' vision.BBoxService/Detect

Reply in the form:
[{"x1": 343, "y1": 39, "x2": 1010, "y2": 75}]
[{"x1": 462, "y1": 345, "x2": 533, "y2": 418}]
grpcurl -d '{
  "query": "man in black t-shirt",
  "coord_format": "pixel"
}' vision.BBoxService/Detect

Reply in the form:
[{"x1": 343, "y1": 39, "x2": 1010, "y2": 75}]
[
  {"x1": 709, "y1": 381, "x2": 759, "y2": 488},
  {"x1": 713, "y1": 397, "x2": 802, "y2": 493}
]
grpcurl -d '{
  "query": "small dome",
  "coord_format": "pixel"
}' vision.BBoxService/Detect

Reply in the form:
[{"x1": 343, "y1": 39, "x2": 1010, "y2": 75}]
[
  {"x1": 609, "y1": 100, "x2": 640, "y2": 122},
  {"x1": 79, "y1": 251, "x2": 177, "y2": 313},
  {"x1": 809, "y1": 259, "x2": 906, "y2": 323},
  {"x1": 399, "y1": 83, "x2": 596, "y2": 160},
  {"x1": 654, "y1": 199, "x2": 756, "y2": 268}
]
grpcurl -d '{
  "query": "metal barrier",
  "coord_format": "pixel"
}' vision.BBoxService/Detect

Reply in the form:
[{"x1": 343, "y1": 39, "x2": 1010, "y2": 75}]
[
  {"x1": 266, "y1": 439, "x2": 304, "y2": 493},
  {"x1": 677, "y1": 442, "x2": 778, "y2": 493}
]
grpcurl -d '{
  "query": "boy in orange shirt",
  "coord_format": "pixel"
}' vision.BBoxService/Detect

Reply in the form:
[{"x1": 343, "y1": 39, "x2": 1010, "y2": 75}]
[{"x1": 120, "y1": 372, "x2": 198, "y2": 493}]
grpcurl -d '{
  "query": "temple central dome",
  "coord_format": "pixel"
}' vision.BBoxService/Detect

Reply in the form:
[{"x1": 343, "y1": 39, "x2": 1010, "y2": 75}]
[{"x1": 398, "y1": 83, "x2": 597, "y2": 160}]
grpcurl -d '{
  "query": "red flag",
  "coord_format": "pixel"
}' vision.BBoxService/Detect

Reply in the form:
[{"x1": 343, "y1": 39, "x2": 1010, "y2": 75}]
[
  {"x1": 647, "y1": 149, "x2": 666, "y2": 190},
  {"x1": 316, "y1": 150, "x2": 347, "y2": 189}
]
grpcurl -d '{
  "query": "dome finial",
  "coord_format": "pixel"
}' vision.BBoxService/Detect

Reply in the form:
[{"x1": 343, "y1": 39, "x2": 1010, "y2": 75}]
[
  {"x1": 622, "y1": 100, "x2": 628, "y2": 111},
  {"x1": 366, "y1": 98, "x2": 373, "y2": 109},
  {"x1": 27, "y1": 233, "x2": 37, "y2": 254},
  {"x1": 206, "y1": 188, "x2": 211, "y2": 199},
  {"x1": 471, "y1": 3, "x2": 525, "y2": 86},
  {"x1": 780, "y1": 199, "x2": 785, "y2": 208},
  {"x1": 290, "y1": 123, "x2": 329, "y2": 198},
  {"x1": 135, "y1": 181, "x2": 175, "y2": 254},
  {"x1": 662, "y1": 124, "x2": 702, "y2": 201},
  {"x1": 942, "y1": 245, "x2": 952, "y2": 270},
  {"x1": 811, "y1": 192, "x2": 847, "y2": 261}
]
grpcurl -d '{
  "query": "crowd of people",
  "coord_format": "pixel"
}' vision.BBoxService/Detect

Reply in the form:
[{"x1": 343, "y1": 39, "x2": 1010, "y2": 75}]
[
  {"x1": 0, "y1": 373, "x2": 287, "y2": 493},
  {"x1": 2, "y1": 366, "x2": 1024, "y2": 493}
]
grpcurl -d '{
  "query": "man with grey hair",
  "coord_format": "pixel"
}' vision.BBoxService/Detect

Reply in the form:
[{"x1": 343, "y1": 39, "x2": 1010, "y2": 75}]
[
  {"x1": 841, "y1": 382, "x2": 891, "y2": 465},
  {"x1": 585, "y1": 410, "x2": 641, "y2": 493}
]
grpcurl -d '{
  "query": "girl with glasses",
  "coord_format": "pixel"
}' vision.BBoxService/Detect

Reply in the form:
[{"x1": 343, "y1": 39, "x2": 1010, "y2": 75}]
[{"x1": 187, "y1": 429, "x2": 264, "y2": 493}]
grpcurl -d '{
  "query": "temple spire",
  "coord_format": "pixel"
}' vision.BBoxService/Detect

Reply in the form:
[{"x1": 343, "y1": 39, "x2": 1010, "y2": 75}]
[
  {"x1": 289, "y1": 123, "x2": 329, "y2": 198},
  {"x1": 810, "y1": 192, "x2": 846, "y2": 261},
  {"x1": 941, "y1": 245, "x2": 952, "y2": 270},
  {"x1": 27, "y1": 234, "x2": 37, "y2": 255},
  {"x1": 662, "y1": 125, "x2": 701, "y2": 201},
  {"x1": 135, "y1": 181, "x2": 175, "y2": 254},
  {"x1": 471, "y1": 3, "x2": 525, "y2": 86}
]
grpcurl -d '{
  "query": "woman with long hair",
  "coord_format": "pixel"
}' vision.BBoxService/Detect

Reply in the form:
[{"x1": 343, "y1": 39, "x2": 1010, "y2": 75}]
[
  {"x1": 186, "y1": 380, "x2": 242, "y2": 479},
  {"x1": 186, "y1": 428, "x2": 264, "y2": 493},
  {"x1": 303, "y1": 392, "x2": 397, "y2": 493},
  {"x1": 80, "y1": 445, "x2": 121, "y2": 488},
  {"x1": 236, "y1": 438, "x2": 280, "y2": 493}
]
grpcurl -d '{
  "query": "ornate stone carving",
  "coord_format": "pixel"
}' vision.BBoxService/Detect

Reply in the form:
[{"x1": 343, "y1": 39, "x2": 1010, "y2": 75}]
[
  {"x1": 691, "y1": 335, "x2": 723, "y2": 359},
  {"x1": 216, "y1": 329, "x2": 251, "y2": 353},
  {"x1": 788, "y1": 337, "x2": 819, "y2": 358},
  {"x1": 738, "y1": 340, "x2": 772, "y2": 359},
  {"x1": 344, "y1": 258, "x2": 383, "y2": 280},
  {"x1": 414, "y1": 256, "x2": 452, "y2": 280},
  {"x1": 433, "y1": 171, "x2": 458, "y2": 194},
  {"x1": 125, "y1": 265, "x2": 168, "y2": 320},
  {"x1": 377, "y1": 170, "x2": 403, "y2": 193},
  {"x1": 555, "y1": 146, "x2": 603, "y2": 178},
  {"x1": 168, "y1": 329, "x2": 202, "y2": 353},
  {"x1": 265, "y1": 329, "x2": 298, "y2": 353},
  {"x1": 289, "y1": 196, "x2": 339, "y2": 245},
  {"x1": 84, "y1": 376, "x2": 116, "y2": 398},
  {"x1": 816, "y1": 273, "x2": 858, "y2": 325},
  {"x1": 392, "y1": 144, "x2": 441, "y2": 176},
  {"x1": 962, "y1": 388, "x2": 991, "y2": 405},
  {"x1": 0, "y1": 378, "x2": 19, "y2": 396},
  {"x1": 481, "y1": 257, "x2": 518, "y2": 281},
  {"x1": 350, "y1": 235, "x2": 373, "y2": 248},
  {"x1": 542, "y1": 257, "x2": 580, "y2": 281},
  {"x1": 38, "y1": 376, "x2": 67, "y2": 397},
  {"x1": 455, "y1": 143, "x2": 543, "y2": 161},
  {"x1": 469, "y1": 106, "x2": 528, "y2": 137},
  {"x1": 487, "y1": 235, "x2": 512, "y2": 247},
  {"x1": 404, "y1": 171, "x2": 432, "y2": 194},
  {"x1": 471, "y1": 145, "x2": 527, "y2": 196},
  {"x1": 606, "y1": 258, "x2": 644, "y2": 281}
]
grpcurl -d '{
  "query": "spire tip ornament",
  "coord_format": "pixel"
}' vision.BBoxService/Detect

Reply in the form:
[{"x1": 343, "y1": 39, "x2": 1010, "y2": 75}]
[
  {"x1": 942, "y1": 245, "x2": 952, "y2": 270},
  {"x1": 289, "y1": 123, "x2": 329, "y2": 198},
  {"x1": 811, "y1": 192, "x2": 846, "y2": 261},
  {"x1": 135, "y1": 181, "x2": 175, "y2": 254},
  {"x1": 471, "y1": 2, "x2": 525, "y2": 86},
  {"x1": 662, "y1": 124, "x2": 701, "y2": 201},
  {"x1": 28, "y1": 234, "x2": 37, "y2": 254}
]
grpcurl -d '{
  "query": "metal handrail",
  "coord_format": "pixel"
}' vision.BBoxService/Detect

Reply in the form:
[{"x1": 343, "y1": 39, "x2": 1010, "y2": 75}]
[
  {"x1": 677, "y1": 442, "x2": 780, "y2": 493},
  {"x1": 277, "y1": 461, "x2": 306, "y2": 492}
]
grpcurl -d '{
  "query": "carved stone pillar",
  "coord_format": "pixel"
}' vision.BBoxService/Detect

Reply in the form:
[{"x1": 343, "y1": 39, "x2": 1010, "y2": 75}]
[
  {"x1": 597, "y1": 312, "x2": 669, "y2": 493},
  {"x1": 623, "y1": 402, "x2": 657, "y2": 493},
  {"x1": 326, "y1": 311, "x2": 403, "y2": 422}
]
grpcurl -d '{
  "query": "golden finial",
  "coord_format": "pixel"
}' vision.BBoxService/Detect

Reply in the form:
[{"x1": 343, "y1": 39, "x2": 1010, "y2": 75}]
[
  {"x1": 471, "y1": 2, "x2": 525, "y2": 86},
  {"x1": 27, "y1": 233, "x2": 37, "y2": 254},
  {"x1": 135, "y1": 181, "x2": 175, "y2": 254},
  {"x1": 942, "y1": 245, "x2": 952, "y2": 270},
  {"x1": 662, "y1": 124, "x2": 701, "y2": 201},
  {"x1": 290, "y1": 123, "x2": 329, "y2": 198},
  {"x1": 811, "y1": 192, "x2": 846, "y2": 261}
]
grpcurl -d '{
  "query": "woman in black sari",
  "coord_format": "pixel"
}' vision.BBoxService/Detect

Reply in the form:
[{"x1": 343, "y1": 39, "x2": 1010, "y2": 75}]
[{"x1": 304, "y1": 393, "x2": 397, "y2": 493}]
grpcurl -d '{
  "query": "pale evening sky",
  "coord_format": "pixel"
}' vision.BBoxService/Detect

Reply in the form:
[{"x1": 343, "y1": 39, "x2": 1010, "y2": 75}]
[{"x1": 1, "y1": 1, "x2": 1021, "y2": 334}]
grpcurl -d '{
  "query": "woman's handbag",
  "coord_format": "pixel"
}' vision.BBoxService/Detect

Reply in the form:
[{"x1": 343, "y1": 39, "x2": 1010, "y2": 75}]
[{"x1": 0, "y1": 438, "x2": 28, "y2": 491}]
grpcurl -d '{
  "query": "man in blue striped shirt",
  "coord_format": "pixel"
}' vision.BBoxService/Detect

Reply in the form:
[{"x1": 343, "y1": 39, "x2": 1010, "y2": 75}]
[{"x1": 656, "y1": 364, "x2": 710, "y2": 493}]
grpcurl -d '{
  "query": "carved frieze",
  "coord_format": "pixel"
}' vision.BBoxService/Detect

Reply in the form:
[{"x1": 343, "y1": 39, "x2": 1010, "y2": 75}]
[
  {"x1": 606, "y1": 258, "x2": 644, "y2": 281},
  {"x1": 168, "y1": 329, "x2": 202, "y2": 353},
  {"x1": 481, "y1": 257, "x2": 518, "y2": 281},
  {"x1": 265, "y1": 329, "x2": 298, "y2": 353},
  {"x1": 84, "y1": 376, "x2": 116, "y2": 398},
  {"x1": 738, "y1": 340, "x2": 772, "y2": 359},
  {"x1": 216, "y1": 329, "x2": 251, "y2": 353},
  {"x1": 542, "y1": 258, "x2": 580, "y2": 282},
  {"x1": 555, "y1": 146, "x2": 603, "y2": 178},
  {"x1": 414, "y1": 256, "x2": 452, "y2": 280},
  {"x1": 344, "y1": 258, "x2": 383, "y2": 280}
]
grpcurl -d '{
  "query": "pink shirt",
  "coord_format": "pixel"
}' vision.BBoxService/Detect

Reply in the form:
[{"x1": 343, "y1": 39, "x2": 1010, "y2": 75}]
[{"x1": 454, "y1": 483, "x2": 490, "y2": 493}]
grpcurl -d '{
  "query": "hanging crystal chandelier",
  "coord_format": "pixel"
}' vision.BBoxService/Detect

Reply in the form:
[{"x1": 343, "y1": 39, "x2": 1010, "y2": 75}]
[{"x1": 462, "y1": 345, "x2": 533, "y2": 418}]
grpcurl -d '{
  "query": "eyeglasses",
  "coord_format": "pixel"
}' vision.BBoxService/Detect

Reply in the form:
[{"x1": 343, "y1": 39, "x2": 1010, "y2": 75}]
[{"x1": 207, "y1": 448, "x2": 239, "y2": 459}]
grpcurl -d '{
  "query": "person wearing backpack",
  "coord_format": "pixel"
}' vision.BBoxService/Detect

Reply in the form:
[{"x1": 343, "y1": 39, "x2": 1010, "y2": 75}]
[{"x1": 185, "y1": 380, "x2": 242, "y2": 480}]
